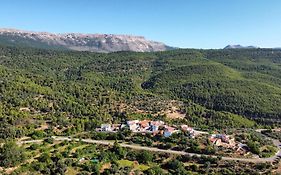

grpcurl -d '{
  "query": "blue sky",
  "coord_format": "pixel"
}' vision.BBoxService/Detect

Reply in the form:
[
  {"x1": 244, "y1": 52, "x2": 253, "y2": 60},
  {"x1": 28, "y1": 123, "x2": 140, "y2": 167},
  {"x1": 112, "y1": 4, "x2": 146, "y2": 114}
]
[{"x1": 1, "y1": 0, "x2": 281, "y2": 48}]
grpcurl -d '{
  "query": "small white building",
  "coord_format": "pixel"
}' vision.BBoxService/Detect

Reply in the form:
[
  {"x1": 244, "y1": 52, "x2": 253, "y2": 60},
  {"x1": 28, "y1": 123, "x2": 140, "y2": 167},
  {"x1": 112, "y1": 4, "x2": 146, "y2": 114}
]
[
  {"x1": 127, "y1": 120, "x2": 140, "y2": 131},
  {"x1": 101, "y1": 124, "x2": 112, "y2": 131}
]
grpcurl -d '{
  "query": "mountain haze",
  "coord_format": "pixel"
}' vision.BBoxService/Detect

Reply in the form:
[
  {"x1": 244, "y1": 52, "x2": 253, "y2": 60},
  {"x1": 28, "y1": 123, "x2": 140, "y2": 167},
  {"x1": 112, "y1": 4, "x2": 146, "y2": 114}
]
[
  {"x1": 0, "y1": 28, "x2": 172, "y2": 53},
  {"x1": 224, "y1": 44, "x2": 257, "y2": 49}
]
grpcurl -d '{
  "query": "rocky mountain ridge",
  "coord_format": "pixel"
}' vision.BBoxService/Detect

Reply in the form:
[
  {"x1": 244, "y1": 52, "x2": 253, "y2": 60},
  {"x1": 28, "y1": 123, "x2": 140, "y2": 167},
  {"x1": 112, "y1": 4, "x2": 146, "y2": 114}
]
[{"x1": 0, "y1": 28, "x2": 172, "y2": 52}]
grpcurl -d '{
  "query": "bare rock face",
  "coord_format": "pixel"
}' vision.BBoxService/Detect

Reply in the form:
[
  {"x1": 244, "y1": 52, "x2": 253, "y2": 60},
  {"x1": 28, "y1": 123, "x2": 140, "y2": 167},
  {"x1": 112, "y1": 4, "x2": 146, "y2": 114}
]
[{"x1": 0, "y1": 28, "x2": 172, "y2": 53}]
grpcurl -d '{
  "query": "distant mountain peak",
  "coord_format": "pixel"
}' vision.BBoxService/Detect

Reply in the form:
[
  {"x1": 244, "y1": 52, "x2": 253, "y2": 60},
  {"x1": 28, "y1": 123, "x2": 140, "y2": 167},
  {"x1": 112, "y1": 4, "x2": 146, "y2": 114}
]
[
  {"x1": 224, "y1": 44, "x2": 257, "y2": 49},
  {"x1": 0, "y1": 28, "x2": 173, "y2": 52}
]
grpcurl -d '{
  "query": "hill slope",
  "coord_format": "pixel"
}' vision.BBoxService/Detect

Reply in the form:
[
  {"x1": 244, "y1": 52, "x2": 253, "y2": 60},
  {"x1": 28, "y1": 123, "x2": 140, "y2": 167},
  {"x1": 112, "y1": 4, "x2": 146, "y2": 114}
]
[{"x1": 2, "y1": 46, "x2": 281, "y2": 138}]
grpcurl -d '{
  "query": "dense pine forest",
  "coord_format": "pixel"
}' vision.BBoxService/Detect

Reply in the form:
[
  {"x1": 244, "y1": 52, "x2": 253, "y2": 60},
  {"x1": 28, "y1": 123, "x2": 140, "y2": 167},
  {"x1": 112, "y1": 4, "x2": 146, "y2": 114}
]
[
  {"x1": 1, "y1": 46, "x2": 281, "y2": 140},
  {"x1": 2, "y1": 45, "x2": 281, "y2": 174}
]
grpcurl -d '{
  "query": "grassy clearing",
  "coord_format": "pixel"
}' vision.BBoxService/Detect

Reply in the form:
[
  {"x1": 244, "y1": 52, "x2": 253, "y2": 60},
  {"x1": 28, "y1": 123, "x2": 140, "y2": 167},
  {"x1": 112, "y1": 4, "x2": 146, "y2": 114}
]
[
  {"x1": 65, "y1": 167, "x2": 79, "y2": 175},
  {"x1": 117, "y1": 159, "x2": 150, "y2": 171}
]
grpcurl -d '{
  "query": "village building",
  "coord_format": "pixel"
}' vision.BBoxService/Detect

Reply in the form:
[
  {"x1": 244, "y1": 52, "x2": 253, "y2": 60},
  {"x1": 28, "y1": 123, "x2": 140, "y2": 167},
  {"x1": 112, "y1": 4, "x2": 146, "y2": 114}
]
[
  {"x1": 150, "y1": 121, "x2": 165, "y2": 132},
  {"x1": 111, "y1": 124, "x2": 121, "y2": 131},
  {"x1": 138, "y1": 120, "x2": 151, "y2": 131},
  {"x1": 164, "y1": 126, "x2": 178, "y2": 137},
  {"x1": 181, "y1": 124, "x2": 195, "y2": 138},
  {"x1": 236, "y1": 143, "x2": 250, "y2": 155},
  {"x1": 127, "y1": 120, "x2": 140, "y2": 131},
  {"x1": 209, "y1": 134, "x2": 236, "y2": 148},
  {"x1": 101, "y1": 124, "x2": 112, "y2": 132}
]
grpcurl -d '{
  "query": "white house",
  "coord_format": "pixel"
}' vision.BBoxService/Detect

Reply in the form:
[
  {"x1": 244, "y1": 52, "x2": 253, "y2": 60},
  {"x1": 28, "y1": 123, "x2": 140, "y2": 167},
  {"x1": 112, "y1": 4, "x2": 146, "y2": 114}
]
[
  {"x1": 101, "y1": 124, "x2": 112, "y2": 131},
  {"x1": 127, "y1": 120, "x2": 139, "y2": 131}
]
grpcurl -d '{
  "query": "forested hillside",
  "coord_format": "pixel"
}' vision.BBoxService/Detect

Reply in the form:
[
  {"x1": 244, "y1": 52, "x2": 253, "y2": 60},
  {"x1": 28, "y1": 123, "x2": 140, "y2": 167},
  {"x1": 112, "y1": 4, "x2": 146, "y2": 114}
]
[
  {"x1": 1, "y1": 46, "x2": 281, "y2": 139},
  {"x1": 144, "y1": 49, "x2": 281, "y2": 121}
]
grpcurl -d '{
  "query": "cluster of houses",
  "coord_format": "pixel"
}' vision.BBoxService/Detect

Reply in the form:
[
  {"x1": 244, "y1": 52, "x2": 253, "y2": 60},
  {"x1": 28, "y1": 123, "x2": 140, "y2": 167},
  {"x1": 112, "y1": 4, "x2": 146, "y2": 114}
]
[
  {"x1": 209, "y1": 134, "x2": 236, "y2": 148},
  {"x1": 98, "y1": 120, "x2": 195, "y2": 138},
  {"x1": 99, "y1": 121, "x2": 252, "y2": 156},
  {"x1": 209, "y1": 134, "x2": 250, "y2": 155}
]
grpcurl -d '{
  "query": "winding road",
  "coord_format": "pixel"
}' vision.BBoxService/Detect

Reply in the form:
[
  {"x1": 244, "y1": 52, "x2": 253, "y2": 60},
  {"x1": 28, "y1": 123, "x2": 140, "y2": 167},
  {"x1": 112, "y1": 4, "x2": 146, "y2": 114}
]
[{"x1": 18, "y1": 134, "x2": 281, "y2": 163}]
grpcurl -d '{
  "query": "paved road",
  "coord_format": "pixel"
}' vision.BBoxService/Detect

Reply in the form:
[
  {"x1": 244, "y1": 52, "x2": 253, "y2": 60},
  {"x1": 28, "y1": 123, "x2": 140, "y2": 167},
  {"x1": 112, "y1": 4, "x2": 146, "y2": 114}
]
[
  {"x1": 18, "y1": 136, "x2": 278, "y2": 163},
  {"x1": 256, "y1": 129, "x2": 281, "y2": 162}
]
